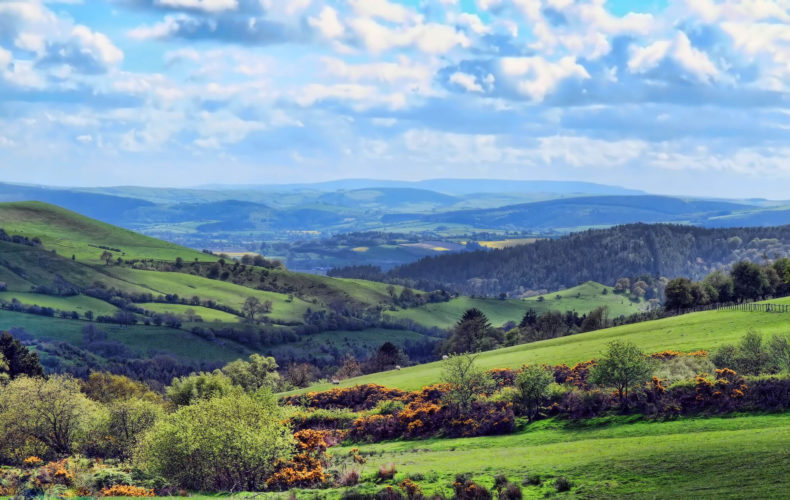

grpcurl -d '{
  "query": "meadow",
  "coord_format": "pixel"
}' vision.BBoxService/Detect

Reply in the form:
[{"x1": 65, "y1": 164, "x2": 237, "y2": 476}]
[
  {"x1": 385, "y1": 282, "x2": 645, "y2": 329},
  {"x1": 315, "y1": 413, "x2": 790, "y2": 499},
  {"x1": 292, "y1": 307, "x2": 788, "y2": 393}
]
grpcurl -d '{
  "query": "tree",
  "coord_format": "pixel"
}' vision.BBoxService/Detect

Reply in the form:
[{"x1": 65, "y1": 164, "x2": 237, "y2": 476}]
[
  {"x1": 734, "y1": 330, "x2": 770, "y2": 375},
  {"x1": 664, "y1": 278, "x2": 694, "y2": 309},
  {"x1": 590, "y1": 340, "x2": 653, "y2": 410},
  {"x1": 518, "y1": 309, "x2": 538, "y2": 328},
  {"x1": 166, "y1": 371, "x2": 234, "y2": 407},
  {"x1": 731, "y1": 261, "x2": 769, "y2": 301},
  {"x1": 614, "y1": 278, "x2": 631, "y2": 294},
  {"x1": 0, "y1": 353, "x2": 8, "y2": 384},
  {"x1": 443, "y1": 308, "x2": 500, "y2": 354},
  {"x1": 242, "y1": 296, "x2": 269, "y2": 322},
  {"x1": 105, "y1": 397, "x2": 163, "y2": 460},
  {"x1": 366, "y1": 342, "x2": 406, "y2": 372},
  {"x1": 772, "y1": 257, "x2": 790, "y2": 295},
  {"x1": 768, "y1": 334, "x2": 790, "y2": 373},
  {"x1": 100, "y1": 250, "x2": 113, "y2": 265},
  {"x1": 703, "y1": 270, "x2": 734, "y2": 303},
  {"x1": 0, "y1": 331, "x2": 44, "y2": 379},
  {"x1": 136, "y1": 390, "x2": 293, "y2": 491},
  {"x1": 440, "y1": 353, "x2": 493, "y2": 414},
  {"x1": 221, "y1": 354, "x2": 281, "y2": 392},
  {"x1": 513, "y1": 365, "x2": 553, "y2": 422},
  {"x1": 0, "y1": 375, "x2": 104, "y2": 459},
  {"x1": 580, "y1": 306, "x2": 609, "y2": 332},
  {"x1": 80, "y1": 372, "x2": 162, "y2": 404}
]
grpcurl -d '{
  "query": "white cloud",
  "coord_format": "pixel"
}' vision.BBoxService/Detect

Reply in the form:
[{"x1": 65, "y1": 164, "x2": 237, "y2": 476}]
[
  {"x1": 628, "y1": 31, "x2": 719, "y2": 83},
  {"x1": 348, "y1": 0, "x2": 420, "y2": 24},
  {"x1": 500, "y1": 56, "x2": 590, "y2": 101},
  {"x1": 348, "y1": 17, "x2": 470, "y2": 54},
  {"x1": 449, "y1": 72, "x2": 483, "y2": 92},
  {"x1": 323, "y1": 56, "x2": 432, "y2": 84},
  {"x1": 154, "y1": 0, "x2": 238, "y2": 13},
  {"x1": 308, "y1": 6, "x2": 345, "y2": 39}
]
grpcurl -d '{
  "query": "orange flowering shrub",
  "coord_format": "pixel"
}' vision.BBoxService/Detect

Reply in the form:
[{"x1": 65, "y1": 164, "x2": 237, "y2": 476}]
[
  {"x1": 36, "y1": 459, "x2": 74, "y2": 487},
  {"x1": 282, "y1": 384, "x2": 411, "y2": 411},
  {"x1": 651, "y1": 349, "x2": 708, "y2": 361},
  {"x1": 400, "y1": 478, "x2": 423, "y2": 499},
  {"x1": 488, "y1": 368, "x2": 517, "y2": 387},
  {"x1": 552, "y1": 360, "x2": 596, "y2": 389},
  {"x1": 267, "y1": 429, "x2": 329, "y2": 490},
  {"x1": 23, "y1": 456, "x2": 43, "y2": 467},
  {"x1": 452, "y1": 475, "x2": 492, "y2": 500},
  {"x1": 100, "y1": 485, "x2": 155, "y2": 497}
]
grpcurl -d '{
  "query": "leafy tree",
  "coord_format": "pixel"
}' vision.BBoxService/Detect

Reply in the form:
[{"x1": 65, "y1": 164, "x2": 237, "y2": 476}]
[
  {"x1": 513, "y1": 365, "x2": 553, "y2": 422},
  {"x1": 166, "y1": 371, "x2": 234, "y2": 407},
  {"x1": 734, "y1": 330, "x2": 771, "y2": 375},
  {"x1": 105, "y1": 397, "x2": 163, "y2": 460},
  {"x1": 242, "y1": 296, "x2": 270, "y2": 322},
  {"x1": 703, "y1": 270, "x2": 734, "y2": 303},
  {"x1": 0, "y1": 331, "x2": 44, "y2": 379},
  {"x1": 731, "y1": 261, "x2": 769, "y2": 301},
  {"x1": 100, "y1": 250, "x2": 113, "y2": 265},
  {"x1": 768, "y1": 334, "x2": 790, "y2": 373},
  {"x1": 580, "y1": 306, "x2": 608, "y2": 332},
  {"x1": 221, "y1": 354, "x2": 281, "y2": 392},
  {"x1": 440, "y1": 353, "x2": 493, "y2": 415},
  {"x1": 366, "y1": 342, "x2": 406, "y2": 372},
  {"x1": 80, "y1": 372, "x2": 162, "y2": 404},
  {"x1": 518, "y1": 309, "x2": 538, "y2": 328},
  {"x1": 0, "y1": 375, "x2": 104, "y2": 459},
  {"x1": 136, "y1": 389, "x2": 293, "y2": 491},
  {"x1": 590, "y1": 340, "x2": 653, "y2": 410},
  {"x1": 0, "y1": 353, "x2": 8, "y2": 384},
  {"x1": 664, "y1": 278, "x2": 694, "y2": 309},
  {"x1": 443, "y1": 308, "x2": 500, "y2": 354}
]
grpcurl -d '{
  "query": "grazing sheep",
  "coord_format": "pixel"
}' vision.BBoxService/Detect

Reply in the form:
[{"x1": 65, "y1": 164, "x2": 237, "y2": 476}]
[
  {"x1": 331, "y1": 378, "x2": 340, "y2": 385},
  {"x1": 442, "y1": 355, "x2": 449, "y2": 360},
  {"x1": 395, "y1": 365, "x2": 401, "y2": 370}
]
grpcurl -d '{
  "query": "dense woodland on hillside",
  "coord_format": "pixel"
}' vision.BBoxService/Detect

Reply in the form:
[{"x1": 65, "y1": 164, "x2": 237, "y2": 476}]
[{"x1": 331, "y1": 224, "x2": 790, "y2": 296}]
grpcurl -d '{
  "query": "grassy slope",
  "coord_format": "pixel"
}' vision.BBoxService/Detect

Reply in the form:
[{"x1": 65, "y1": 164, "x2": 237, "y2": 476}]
[
  {"x1": 0, "y1": 291, "x2": 119, "y2": 316},
  {"x1": 0, "y1": 310, "x2": 251, "y2": 362},
  {"x1": 386, "y1": 282, "x2": 644, "y2": 329},
  {"x1": 268, "y1": 328, "x2": 436, "y2": 362},
  {"x1": 317, "y1": 413, "x2": 790, "y2": 499},
  {"x1": 291, "y1": 308, "x2": 790, "y2": 393},
  {"x1": 0, "y1": 201, "x2": 213, "y2": 263},
  {"x1": 138, "y1": 303, "x2": 242, "y2": 323},
  {"x1": 105, "y1": 268, "x2": 317, "y2": 323}
]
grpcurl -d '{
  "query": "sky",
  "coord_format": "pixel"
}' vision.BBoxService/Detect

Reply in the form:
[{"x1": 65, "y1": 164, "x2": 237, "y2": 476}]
[{"x1": 1, "y1": 0, "x2": 790, "y2": 198}]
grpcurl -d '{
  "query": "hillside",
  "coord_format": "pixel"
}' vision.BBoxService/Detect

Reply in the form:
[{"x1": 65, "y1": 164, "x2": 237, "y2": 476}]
[
  {"x1": 384, "y1": 282, "x2": 645, "y2": 329},
  {"x1": 290, "y1": 306, "x2": 789, "y2": 393},
  {"x1": 382, "y1": 223, "x2": 790, "y2": 295}
]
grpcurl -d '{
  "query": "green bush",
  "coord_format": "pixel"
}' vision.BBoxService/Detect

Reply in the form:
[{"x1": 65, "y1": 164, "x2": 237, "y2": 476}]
[
  {"x1": 554, "y1": 476, "x2": 572, "y2": 492},
  {"x1": 92, "y1": 469, "x2": 133, "y2": 489},
  {"x1": 136, "y1": 389, "x2": 293, "y2": 491}
]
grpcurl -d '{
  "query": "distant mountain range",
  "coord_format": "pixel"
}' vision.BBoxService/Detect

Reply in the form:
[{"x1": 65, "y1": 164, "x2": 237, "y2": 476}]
[{"x1": 1, "y1": 181, "x2": 789, "y2": 273}]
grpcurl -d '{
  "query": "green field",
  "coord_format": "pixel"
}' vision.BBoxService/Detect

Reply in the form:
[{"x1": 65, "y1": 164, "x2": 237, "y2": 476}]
[
  {"x1": 0, "y1": 309, "x2": 251, "y2": 363},
  {"x1": 0, "y1": 291, "x2": 119, "y2": 316},
  {"x1": 138, "y1": 303, "x2": 242, "y2": 323},
  {"x1": 292, "y1": 308, "x2": 789, "y2": 393},
  {"x1": 385, "y1": 282, "x2": 645, "y2": 329},
  {"x1": 316, "y1": 413, "x2": 790, "y2": 499},
  {"x1": 104, "y1": 268, "x2": 317, "y2": 323},
  {"x1": 0, "y1": 201, "x2": 213, "y2": 263}
]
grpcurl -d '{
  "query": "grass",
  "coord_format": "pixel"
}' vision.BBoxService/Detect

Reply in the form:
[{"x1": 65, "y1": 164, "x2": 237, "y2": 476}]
[
  {"x1": 385, "y1": 282, "x2": 645, "y2": 329},
  {"x1": 0, "y1": 201, "x2": 213, "y2": 264},
  {"x1": 0, "y1": 309, "x2": 251, "y2": 363},
  {"x1": 290, "y1": 307, "x2": 790, "y2": 394},
  {"x1": 104, "y1": 268, "x2": 317, "y2": 323},
  {"x1": 138, "y1": 303, "x2": 242, "y2": 322},
  {"x1": 0, "y1": 291, "x2": 119, "y2": 316},
  {"x1": 318, "y1": 413, "x2": 790, "y2": 499},
  {"x1": 478, "y1": 237, "x2": 540, "y2": 249}
]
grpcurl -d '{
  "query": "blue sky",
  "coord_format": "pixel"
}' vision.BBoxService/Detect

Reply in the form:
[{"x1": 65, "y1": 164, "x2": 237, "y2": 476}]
[{"x1": 1, "y1": 0, "x2": 790, "y2": 198}]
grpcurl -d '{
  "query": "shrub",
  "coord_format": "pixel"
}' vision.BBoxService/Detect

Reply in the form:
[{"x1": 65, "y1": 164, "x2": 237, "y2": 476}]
[
  {"x1": 399, "y1": 478, "x2": 423, "y2": 499},
  {"x1": 136, "y1": 389, "x2": 293, "y2": 491},
  {"x1": 378, "y1": 464, "x2": 397, "y2": 481},
  {"x1": 590, "y1": 341, "x2": 653, "y2": 410},
  {"x1": 502, "y1": 483, "x2": 523, "y2": 500},
  {"x1": 100, "y1": 485, "x2": 155, "y2": 497},
  {"x1": 92, "y1": 469, "x2": 133, "y2": 489},
  {"x1": 338, "y1": 469, "x2": 361, "y2": 487},
  {"x1": 522, "y1": 473, "x2": 541, "y2": 486},
  {"x1": 554, "y1": 476, "x2": 572, "y2": 492},
  {"x1": 375, "y1": 400, "x2": 406, "y2": 415},
  {"x1": 452, "y1": 474, "x2": 492, "y2": 500},
  {"x1": 513, "y1": 365, "x2": 553, "y2": 421},
  {"x1": 376, "y1": 485, "x2": 405, "y2": 500}
]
